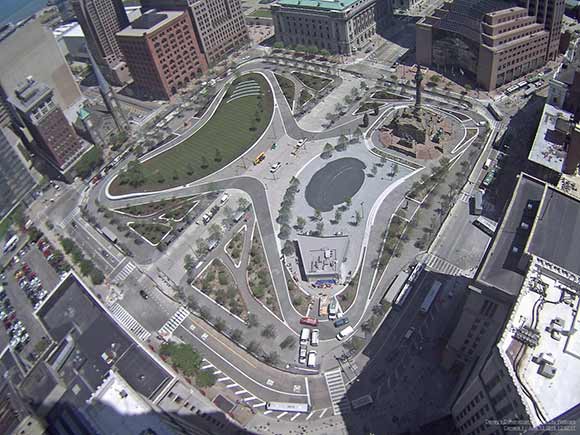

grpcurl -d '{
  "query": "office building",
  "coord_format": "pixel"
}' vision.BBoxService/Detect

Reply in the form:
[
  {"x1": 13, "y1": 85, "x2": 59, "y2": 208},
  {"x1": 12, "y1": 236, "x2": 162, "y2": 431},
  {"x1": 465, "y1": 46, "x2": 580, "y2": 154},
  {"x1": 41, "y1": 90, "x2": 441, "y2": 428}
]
[
  {"x1": 448, "y1": 173, "x2": 580, "y2": 434},
  {"x1": 416, "y1": 0, "x2": 564, "y2": 90},
  {"x1": 72, "y1": 0, "x2": 132, "y2": 85},
  {"x1": 272, "y1": 0, "x2": 390, "y2": 55},
  {"x1": 140, "y1": 0, "x2": 248, "y2": 65},
  {"x1": 0, "y1": 17, "x2": 83, "y2": 120},
  {"x1": 9, "y1": 78, "x2": 87, "y2": 173},
  {"x1": 117, "y1": 10, "x2": 208, "y2": 100},
  {"x1": 0, "y1": 128, "x2": 36, "y2": 220},
  {"x1": 0, "y1": 86, "x2": 13, "y2": 128}
]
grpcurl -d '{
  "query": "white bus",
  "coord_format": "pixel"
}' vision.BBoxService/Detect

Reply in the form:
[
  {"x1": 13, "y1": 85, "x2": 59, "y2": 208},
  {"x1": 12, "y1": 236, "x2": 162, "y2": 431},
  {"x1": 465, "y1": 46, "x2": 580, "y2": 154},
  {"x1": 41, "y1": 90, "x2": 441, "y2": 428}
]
[
  {"x1": 266, "y1": 402, "x2": 310, "y2": 413},
  {"x1": 408, "y1": 262, "x2": 424, "y2": 284},
  {"x1": 382, "y1": 270, "x2": 411, "y2": 305},
  {"x1": 394, "y1": 282, "x2": 413, "y2": 308},
  {"x1": 420, "y1": 280, "x2": 442, "y2": 314},
  {"x1": 3, "y1": 235, "x2": 19, "y2": 254},
  {"x1": 473, "y1": 216, "x2": 498, "y2": 236},
  {"x1": 487, "y1": 103, "x2": 504, "y2": 121},
  {"x1": 100, "y1": 227, "x2": 118, "y2": 244}
]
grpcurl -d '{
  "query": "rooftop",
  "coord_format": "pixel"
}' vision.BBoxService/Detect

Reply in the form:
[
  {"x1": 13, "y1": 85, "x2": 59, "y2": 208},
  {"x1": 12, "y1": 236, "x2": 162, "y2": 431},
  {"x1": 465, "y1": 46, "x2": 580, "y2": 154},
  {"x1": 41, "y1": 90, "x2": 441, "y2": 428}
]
[
  {"x1": 528, "y1": 104, "x2": 571, "y2": 174},
  {"x1": 296, "y1": 234, "x2": 349, "y2": 279},
  {"x1": 275, "y1": 0, "x2": 360, "y2": 11},
  {"x1": 52, "y1": 21, "x2": 84, "y2": 39},
  {"x1": 116, "y1": 10, "x2": 184, "y2": 38},
  {"x1": 8, "y1": 78, "x2": 52, "y2": 113},
  {"x1": 497, "y1": 256, "x2": 580, "y2": 427},
  {"x1": 477, "y1": 173, "x2": 545, "y2": 295},
  {"x1": 526, "y1": 186, "x2": 580, "y2": 277}
]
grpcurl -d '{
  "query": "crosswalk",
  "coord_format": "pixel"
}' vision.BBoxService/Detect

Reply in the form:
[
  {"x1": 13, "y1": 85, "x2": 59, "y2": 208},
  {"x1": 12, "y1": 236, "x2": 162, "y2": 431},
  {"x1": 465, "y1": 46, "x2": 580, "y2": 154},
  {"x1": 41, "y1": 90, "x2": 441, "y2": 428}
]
[
  {"x1": 158, "y1": 306, "x2": 190, "y2": 337},
  {"x1": 109, "y1": 302, "x2": 151, "y2": 341},
  {"x1": 60, "y1": 208, "x2": 80, "y2": 229},
  {"x1": 114, "y1": 261, "x2": 136, "y2": 282},
  {"x1": 458, "y1": 191, "x2": 470, "y2": 203},
  {"x1": 324, "y1": 368, "x2": 351, "y2": 415},
  {"x1": 424, "y1": 253, "x2": 463, "y2": 276}
]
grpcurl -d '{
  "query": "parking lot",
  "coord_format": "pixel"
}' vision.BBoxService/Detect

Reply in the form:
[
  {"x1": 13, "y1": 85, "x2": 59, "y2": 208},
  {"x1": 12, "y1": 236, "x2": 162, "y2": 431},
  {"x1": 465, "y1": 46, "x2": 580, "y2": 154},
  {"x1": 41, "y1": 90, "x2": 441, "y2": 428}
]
[{"x1": 1, "y1": 241, "x2": 63, "y2": 365}]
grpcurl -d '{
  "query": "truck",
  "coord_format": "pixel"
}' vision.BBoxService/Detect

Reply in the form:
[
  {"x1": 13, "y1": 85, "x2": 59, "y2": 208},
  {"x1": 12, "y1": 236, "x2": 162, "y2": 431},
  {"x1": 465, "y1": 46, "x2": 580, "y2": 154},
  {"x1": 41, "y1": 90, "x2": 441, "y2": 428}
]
[
  {"x1": 3, "y1": 235, "x2": 19, "y2": 254},
  {"x1": 318, "y1": 295, "x2": 329, "y2": 317},
  {"x1": 470, "y1": 190, "x2": 483, "y2": 216},
  {"x1": 300, "y1": 328, "x2": 311, "y2": 344},
  {"x1": 100, "y1": 227, "x2": 118, "y2": 244},
  {"x1": 420, "y1": 281, "x2": 442, "y2": 314}
]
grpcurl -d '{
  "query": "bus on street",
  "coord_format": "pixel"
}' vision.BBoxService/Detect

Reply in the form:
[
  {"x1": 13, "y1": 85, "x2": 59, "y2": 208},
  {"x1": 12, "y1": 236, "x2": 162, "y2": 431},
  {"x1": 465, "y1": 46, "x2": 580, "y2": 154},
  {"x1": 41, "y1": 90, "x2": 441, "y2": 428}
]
[
  {"x1": 420, "y1": 280, "x2": 442, "y2": 314},
  {"x1": 265, "y1": 402, "x2": 310, "y2": 413},
  {"x1": 382, "y1": 270, "x2": 411, "y2": 305},
  {"x1": 473, "y1": 216, "x2": 498, "y2": 236},
  {"x1": 487, "y1": 103, "x2": 504, "y2": 122}
]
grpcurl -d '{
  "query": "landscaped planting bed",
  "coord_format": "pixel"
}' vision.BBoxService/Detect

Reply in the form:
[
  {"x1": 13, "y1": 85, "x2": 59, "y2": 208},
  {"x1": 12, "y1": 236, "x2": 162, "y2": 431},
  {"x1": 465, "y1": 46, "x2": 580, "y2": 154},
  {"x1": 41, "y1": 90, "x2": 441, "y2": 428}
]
[
  {"x1": 247, "y1": 229, "x2": 281, "y2": 318},
  {"x1": 193, "y1": 259, "x2": 248, "y2": 320},
  {"x1": 128, "y1": 222, "x2": 172, "y2": 245},
  {"x1": 292, "y1": 71, "x2": 332, "y2": 91}
]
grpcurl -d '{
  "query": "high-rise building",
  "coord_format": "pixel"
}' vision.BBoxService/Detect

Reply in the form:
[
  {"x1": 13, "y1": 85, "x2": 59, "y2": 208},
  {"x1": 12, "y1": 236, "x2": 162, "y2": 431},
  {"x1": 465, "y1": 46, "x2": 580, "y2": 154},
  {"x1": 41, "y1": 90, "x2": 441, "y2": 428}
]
[
  {"x1": 272, "y1": 0, "x2": 391, "y2": 55},
  {"x1": 450, "y1": 173, "x2": 580, "y2": 435},
  {"x1": 0, "y1": 85, "x2": 13, "y2": 128},
  {"x1": 71, "y1": 0, "x2": 132, "y2": 85},
  {"x1": 140, "y1": 0, "x2": 248, "y2": 65},
  {"x1": 416, "y1": 0, "x2": 563, "y2": 90},
  {"x1": 0, "y1": 17, "x2": 83, "y2": 119},
  {"x1": 523, "y1": 0, "x2": 566, "y2": 61},
  {"x1": 9, "y1": 78, "x2": 87, "y2": 173},
  {"x1": 117, "y1": 10, "x2": 208, "y2": 100},
  {"x1": 0, "y1": 128, "x2": 37, "y2": 220}
]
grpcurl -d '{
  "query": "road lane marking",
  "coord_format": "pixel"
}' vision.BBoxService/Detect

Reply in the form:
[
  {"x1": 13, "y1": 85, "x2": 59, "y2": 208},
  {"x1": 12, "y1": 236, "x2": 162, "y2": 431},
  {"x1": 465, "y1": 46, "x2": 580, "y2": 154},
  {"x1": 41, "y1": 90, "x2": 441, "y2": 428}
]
[
  {"x1": 305, "y1": 377, "x2": 311, "y2": 406},
  {"x1": 306, "y1": 411, "x2": 314, "y2": 420},
  {"x1": 201, "y1": 364, "x2": 213, "y2": 370},
  {"x1": 218, "y1": 376, "x2": 230, "y2": 382},
  {"x1": 264, "y1": 410, "x2": 272, "y2": 415},
  {"x1": 319, "y1": 408, "x2": 328, "y2": 418},
  {"x1": 234, "y1": 389, "x2": 247, "y2": 395},
  {"x1": 291, "y1": 413, "x2": 300, "y2": 421},
  {"x1": 243, "y1": 396, "x2": 257, "y2": 402},
  {"x1": 213, "y1": 369, "x2": 222, "y2": 374},
  {"x1": 277, "y1": 412, "x2": 287, "y2": 420},
  {"x1": 226, "y1": 383, "x2": 238, "y2": 388},
  {"x1": 178, "y1": 325, "x2": 307, "y2": 397},
  {"x1": 253, "y1": 402, "x2": 266, "y2": 408}
]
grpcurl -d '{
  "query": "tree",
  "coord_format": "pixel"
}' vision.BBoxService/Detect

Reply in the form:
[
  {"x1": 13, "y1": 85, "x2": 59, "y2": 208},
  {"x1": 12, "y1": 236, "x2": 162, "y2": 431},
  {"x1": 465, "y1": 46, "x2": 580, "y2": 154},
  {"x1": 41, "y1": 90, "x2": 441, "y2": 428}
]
[
  {"x1": 247, "y1": 313, "x2": 259, "y2": 328},
  {"x1": 360, "y1": 81, "x2": 368, "y2": 90},
  {"x1": 246, "y1": 340, "x2": 262, "y2": 355},
  {"x1": 391, "y1": 162, "x2": 400, "y2": 178},
  {"x1": 209, "y1": 223, "x2": 222, "y2": 240},
  {"x1": 186, "y1": 162, "x2": 195, "y2": 176},
  {"x1": 362, "y1": 113, "x2": 370, "y2": 127},
  {"x1": 187, "y1": 295, "x2": 199, "y2": 312},
  {"x1": 336, "y1": 134, "x2": 348, "y2": 151},
  {"x1": 354, "y1": 210, "x2": 362, "y2": 226},
  {"x1": 199, "y1": 306, "x2": 213, "y2": 322},
  {"x1": 282, "y1": 240, "x2": 295, "y2": 256},
  {"x1": 184, "y1": 254, "x2": 195, "y2": 272},
  {"x1": 296, "y1": 216, "x2": 306, "y2": 229},
  {"x1": 237, "y1": 197, "x2": 249, "y2": 211},
  {"x1": 196, "y1": 239, "x2": 209, "y2": 257},
  {"x1": 352, "y1": 127, "x2": 363, "y2": 143},
  {"x1": 200, "y1": 155, "x2": 209, "y2": 169},
  {"x1": 278, "y1": 224, "x2": 291, "y2": 239},
  {"x1": 214, "y1": 318, "x2": 226, "y2": 332},
  {"x1": 345, "y1": 197, "x2": 352, "y2": 208},
  {"x1": 61, "y1": 238, "x2": 76, "y2": 254},
  {"x1": 371, "y1": 165, "x2": 378, "y2": 177},
  {"x1": 314, "y1": 209, "x2": 322, "y2": 221},
  {"x1": 334, "y1": 102, "x2": 344, "y2": 114},
  {"x1": 321, "y1": 142, "x2": 334, "y2": 159},
  {"x1": 195, "y1": 370, "x2": 217, "y2": 388},
  {"x1": 273, "y1": 41, "x2": 285, "y2": 49},
  {"x1": 280, "y1": 335, "x2": 296, "y2": 350},
  {"x1": 334, "y1": 209, "x2": 342, "y2": 223},
  {"x1": 230, "y1": 329, "x2": 243, "y2": 344},
  {"x1": 350, "y1": 87, "x2": 360, "y2": 99},
  {"x1": 90, "y1": 268, "x2": 105, "y2": 285},
  {"x1": 261, "y1": 324, "x2": 276, "y2": 339},
  {"x1": 263, "y1": 351, "x2": 280, "y2": 365},
  {"x1": 214, "y1": 148, "x2": 223, "y2": 162},
  {"x1": 316, "y1": 221, "x2": 324, "y2": 235}
]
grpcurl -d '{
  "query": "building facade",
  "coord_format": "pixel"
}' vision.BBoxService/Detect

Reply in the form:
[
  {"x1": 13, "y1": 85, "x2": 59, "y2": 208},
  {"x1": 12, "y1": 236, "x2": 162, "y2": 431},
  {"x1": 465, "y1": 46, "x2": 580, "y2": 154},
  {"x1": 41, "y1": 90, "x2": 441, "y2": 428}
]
[
  {"x1": 272, "y1": 0, "x2": 388, "y2": 55},
  {"x1": 140, "y1": 0, "x2": 248, "y2": 65},
  {"x1": 416, "y1": 0, "x2": 563, "y2": 90},
  {"x1": 117, "y1": 11, "x2": 208, "y2": 100},
  {"x1": 0, "y1": 128, "x2": 36, "y2": 220},
  {"x1": 0, "y1": 17, "x2": 83, "y2": 119},
  {"x1": 72, "y1": 0, "x2": 132, "y2": 85},
  {"x1": 9, "y1": 79, "x2": 86, "y2": 172}
]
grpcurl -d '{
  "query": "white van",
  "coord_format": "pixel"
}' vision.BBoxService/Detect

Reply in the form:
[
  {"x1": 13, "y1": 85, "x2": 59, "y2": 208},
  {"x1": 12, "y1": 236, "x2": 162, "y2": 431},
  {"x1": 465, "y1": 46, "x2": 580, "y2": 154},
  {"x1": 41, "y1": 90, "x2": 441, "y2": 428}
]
[
  {"x1": 307, "y1": 350, "x2": 317, "y2": 367},
  {"x1": 336, "y1": 325, "x2": 354, "y2": 341},
  {"x1": 328, "y1": 300, "x2": 338, "y2": 320},
  {"x1": 300, "y1": 328, "x2": 311, "y2": 344},
  {"x1": 404, "y1": 327, "x2": 415, "y2": 340},
  {"x1": 483, "y1": 158, "x2": 492, "y2": 170},
  {"x1": 311, "y1": 329, "x2": 319, "y2": 346}
]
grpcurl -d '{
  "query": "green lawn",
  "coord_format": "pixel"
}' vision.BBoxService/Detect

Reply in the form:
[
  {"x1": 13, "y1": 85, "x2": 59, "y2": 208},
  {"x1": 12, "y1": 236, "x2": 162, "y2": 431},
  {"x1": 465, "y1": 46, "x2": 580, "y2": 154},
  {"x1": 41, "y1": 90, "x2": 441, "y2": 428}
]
[
  {"x1": 111, "y1": 73, "x2": 274, "y2": 195},
  {"x1": 292, "y1": 72, "x2": 332, "y2": 91},
  {"x1": 116, "y1": 197, "x2": 194, "y2": 217},
  {"x1": 129, "y1": 222, "x2": 172, "y2": 245},
  {"x1": 355, "y1": 101, "x2": 384, "y2": 115},
  {"x1": 274, "y1": 73, "x2": 295, "y2": 107}
]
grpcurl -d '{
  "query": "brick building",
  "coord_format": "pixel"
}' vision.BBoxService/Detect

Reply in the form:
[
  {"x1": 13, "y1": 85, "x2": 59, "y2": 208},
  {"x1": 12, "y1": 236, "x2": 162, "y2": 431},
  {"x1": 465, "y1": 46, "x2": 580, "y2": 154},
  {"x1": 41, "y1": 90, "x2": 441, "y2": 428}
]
[
  {"x1": 140, "y1": 0, "x2": 248, "y2": 65},
  {"x1": 9, "y1": 78, "x2": 87, "y2": 173},
  {"x1": 116, "y1": 11, "x2": 208, "y2": 100}
]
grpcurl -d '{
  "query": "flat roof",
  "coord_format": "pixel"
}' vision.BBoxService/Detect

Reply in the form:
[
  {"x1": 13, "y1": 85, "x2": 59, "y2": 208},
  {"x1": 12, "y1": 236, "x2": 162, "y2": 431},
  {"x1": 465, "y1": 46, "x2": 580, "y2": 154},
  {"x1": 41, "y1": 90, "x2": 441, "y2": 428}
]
[
  {"x1": 497, "y1": 258, "x2": 580, "y2": 427},
  {"x1": 276, "y1": 0, "x2": 359, "y2": 11},
  {"x1": 36, "y1": 274, "x2": 171, "y2": 402},
  {"x1": 296, "y1": 235, "x2": 349, "y2": 278},
  {"x1": 528, "y1": 104, "x2": 571, "y2": 173},
  {"x1": 477, "y1": 173, "x2": 545, "y2": 295},
  {"x1": 527, "y1": 186, "x2": 580, "y2": 276},
  {"x1": 116, "y1": 10, "x2": 183, "y2": 38}
]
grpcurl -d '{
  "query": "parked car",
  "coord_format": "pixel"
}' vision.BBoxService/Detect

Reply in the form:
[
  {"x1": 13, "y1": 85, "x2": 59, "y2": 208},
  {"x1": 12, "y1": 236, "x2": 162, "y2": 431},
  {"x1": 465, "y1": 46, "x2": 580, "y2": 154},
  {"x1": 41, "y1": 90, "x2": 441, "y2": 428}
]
[
  {"x1": 311, "y1": 329, "x2": 320, "y2": 347},
  {"x1": 300, "y1": 317, "x2": 318, "y2": 327},
  {"x1": 270, "y1": 162, "x2": 282, "y2": 173},
  {"x1": 139, "y1": 290, "x2": 149, "y2": 300},
  {"x1": 336, "y1": 325, "x2": 354, "y2": 341},
  {"x1": 298, "y1": 346, "x2": 307, "y2": 364},
  {"x1": 307, "y1": 350, "x2": 317, "y2": 367},
  {"x1": 334, "y1": 317, "x2": 350, "y2": 328}
]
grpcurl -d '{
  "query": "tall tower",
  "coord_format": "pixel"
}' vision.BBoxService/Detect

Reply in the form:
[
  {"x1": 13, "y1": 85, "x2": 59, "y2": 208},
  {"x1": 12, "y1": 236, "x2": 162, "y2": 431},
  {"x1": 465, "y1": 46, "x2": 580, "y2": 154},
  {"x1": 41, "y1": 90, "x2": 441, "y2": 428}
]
[
  {"x1": 71, "y1": 0, "x2": 131, "y2": 85},
  {"x1": 521, "y1": 0, "x2": 565, "y2": 61},
  {"x1": 88, "y1": 50, "x2": 129, "y2": 134}
]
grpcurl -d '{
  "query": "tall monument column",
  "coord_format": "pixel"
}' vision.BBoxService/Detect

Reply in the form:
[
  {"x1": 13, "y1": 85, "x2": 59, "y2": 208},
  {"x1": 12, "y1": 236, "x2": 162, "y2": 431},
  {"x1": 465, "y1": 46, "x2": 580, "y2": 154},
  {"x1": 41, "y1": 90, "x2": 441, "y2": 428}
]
[{"x1": 414, "y1": 64, "x2": 424, "y2": 111}]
